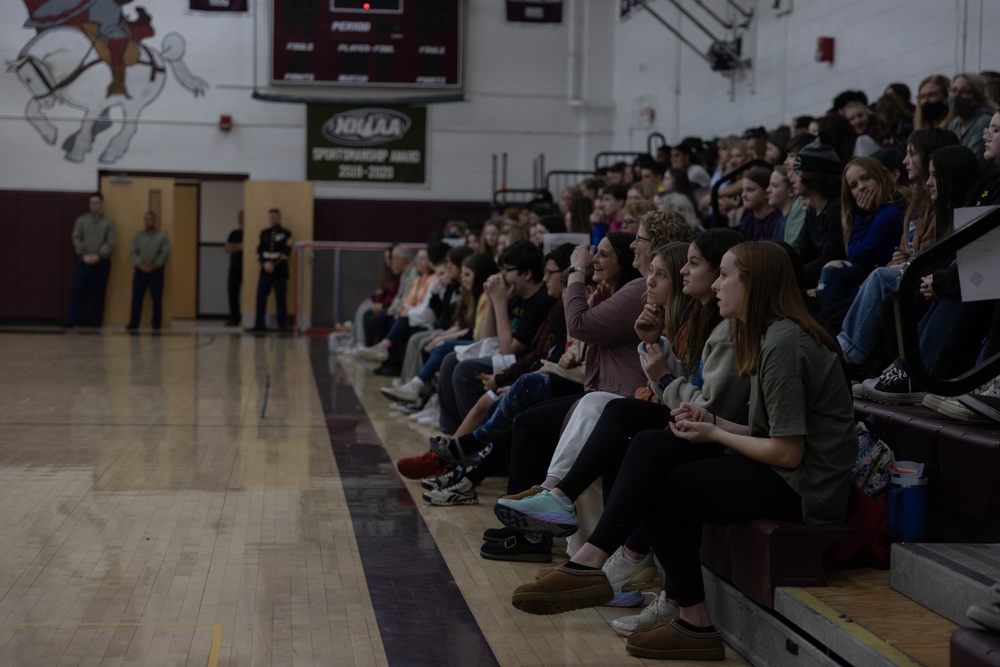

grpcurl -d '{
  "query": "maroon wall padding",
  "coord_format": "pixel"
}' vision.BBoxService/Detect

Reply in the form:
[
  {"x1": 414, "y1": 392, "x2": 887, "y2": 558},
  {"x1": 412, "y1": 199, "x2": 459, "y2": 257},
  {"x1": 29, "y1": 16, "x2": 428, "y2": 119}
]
[
  {"x1": 0, "y1": 189, "x2": 90, "y2": 323},
  {"x1": 313, "y1": 198, "x2": 492, "y2": 243},
  {"x1": 1, "y1": 189, "x2": 492, "y2": 322}
]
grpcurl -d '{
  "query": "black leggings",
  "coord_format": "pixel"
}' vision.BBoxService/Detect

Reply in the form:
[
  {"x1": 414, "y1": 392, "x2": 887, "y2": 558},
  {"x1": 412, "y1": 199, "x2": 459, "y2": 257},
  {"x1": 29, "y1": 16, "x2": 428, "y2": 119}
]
[
  {"x1": 506, "y1": 394, "x2": 584, "y2": 494},
  {"x1": 587, "y1": 429, "x2": 801, "y2": 607},
  {"x1": 557, "y1": 398, "x2": 673, "y2": 502}
]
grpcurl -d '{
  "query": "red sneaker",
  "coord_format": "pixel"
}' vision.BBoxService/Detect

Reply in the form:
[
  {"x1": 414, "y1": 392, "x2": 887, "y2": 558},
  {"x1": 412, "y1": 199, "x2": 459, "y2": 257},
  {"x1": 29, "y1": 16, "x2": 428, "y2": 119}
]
[{"x1": 396, "y1": 452, "x2": 444, "y2": 480}]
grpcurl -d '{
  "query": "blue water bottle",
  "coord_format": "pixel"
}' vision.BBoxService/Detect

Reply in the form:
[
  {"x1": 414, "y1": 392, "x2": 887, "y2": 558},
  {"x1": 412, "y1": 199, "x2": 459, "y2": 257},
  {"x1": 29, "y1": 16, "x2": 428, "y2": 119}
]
[{"x1": 887, "y1": 474, "x2": 927, "y2": 542}]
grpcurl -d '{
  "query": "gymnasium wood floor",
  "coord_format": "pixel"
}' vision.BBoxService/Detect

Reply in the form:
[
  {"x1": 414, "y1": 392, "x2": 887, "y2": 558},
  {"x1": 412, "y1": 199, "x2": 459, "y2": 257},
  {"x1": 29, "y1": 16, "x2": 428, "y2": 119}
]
[{"x1": 0, "y1": 328, "x2": 954, "y2": 666}]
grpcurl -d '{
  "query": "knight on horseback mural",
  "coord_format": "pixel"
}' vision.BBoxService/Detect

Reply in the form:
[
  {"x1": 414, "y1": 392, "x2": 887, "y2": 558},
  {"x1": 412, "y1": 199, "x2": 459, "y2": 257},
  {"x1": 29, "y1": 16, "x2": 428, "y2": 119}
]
[
  {"x1": 9, "y1": 1, "x2": 206, "y2": 164},
  {"x1": 23, "y1": 0, "x2": 153, "y2": 99}
]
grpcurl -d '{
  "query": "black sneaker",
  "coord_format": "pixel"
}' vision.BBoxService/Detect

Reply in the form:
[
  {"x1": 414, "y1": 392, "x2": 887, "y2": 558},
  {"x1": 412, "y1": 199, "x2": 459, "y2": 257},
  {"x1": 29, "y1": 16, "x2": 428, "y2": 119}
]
[
  {"x1": 480, "y1": 533, "x2": 552, "y2": 562},
  {"x1": 861, "y1": 365, "x2": 926, "y2": 405}
]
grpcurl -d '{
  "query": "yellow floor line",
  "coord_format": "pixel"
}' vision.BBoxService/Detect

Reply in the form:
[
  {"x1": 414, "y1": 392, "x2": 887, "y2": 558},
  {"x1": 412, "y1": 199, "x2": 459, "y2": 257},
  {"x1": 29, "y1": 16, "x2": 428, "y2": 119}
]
[
  {"x1": 782, "y1": 587, "x2": 920, "y2": 665},
  {"x1": 0, "y1": 622, "x2": 223, "y2": 667}
]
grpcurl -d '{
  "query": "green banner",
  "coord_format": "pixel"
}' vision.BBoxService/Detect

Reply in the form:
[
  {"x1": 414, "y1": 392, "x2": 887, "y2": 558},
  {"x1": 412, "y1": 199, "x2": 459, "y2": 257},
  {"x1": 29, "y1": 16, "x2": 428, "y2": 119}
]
[{"x1": 307, "y1": 105, "x2": 427, "y2": 183}]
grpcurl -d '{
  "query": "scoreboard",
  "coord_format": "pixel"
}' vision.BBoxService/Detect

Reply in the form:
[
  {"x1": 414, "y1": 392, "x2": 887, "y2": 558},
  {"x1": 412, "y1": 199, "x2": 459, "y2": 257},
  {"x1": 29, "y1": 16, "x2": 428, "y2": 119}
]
[{"x1": 272, "y1": 0, "x2": 463, "y2": 88}]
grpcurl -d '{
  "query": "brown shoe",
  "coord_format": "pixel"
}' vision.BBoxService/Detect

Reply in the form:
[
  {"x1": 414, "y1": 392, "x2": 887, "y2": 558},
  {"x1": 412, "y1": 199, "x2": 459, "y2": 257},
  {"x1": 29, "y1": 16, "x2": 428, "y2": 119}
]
[
  {"x1": 501, "y1": 485, "x2": 544, "y2": 501},
  {"x1": 511, "y1": 565, "x2": 612, "y2": 615},
  {"x1": 534, "y1": 560, "x2": 568, "y2": 580},
  {"x1": 625, "y1": 619, "x2": 725, "y2": 660}
]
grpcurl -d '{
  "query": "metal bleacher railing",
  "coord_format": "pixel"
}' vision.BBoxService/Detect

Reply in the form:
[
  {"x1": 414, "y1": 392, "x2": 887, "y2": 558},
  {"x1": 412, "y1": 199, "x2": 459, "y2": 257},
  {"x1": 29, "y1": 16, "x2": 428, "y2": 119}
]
[
  {"x1": 893, "y1": 205, "x2": 1000, "y2": 396},
  {"x1": 292, "y1": 241, "x2": 424, "y2": 334},
  {"x1": 493, "y1": 133, "x2": 670, "y2": 207}
]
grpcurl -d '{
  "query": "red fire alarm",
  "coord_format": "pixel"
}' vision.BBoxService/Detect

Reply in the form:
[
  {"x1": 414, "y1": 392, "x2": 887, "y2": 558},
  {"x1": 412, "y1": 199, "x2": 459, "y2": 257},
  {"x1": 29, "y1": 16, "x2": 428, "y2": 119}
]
[
  {"x1": 816, "y1": 37, "x2": 835, "y2": 63},
  {"x1": 219, "y1": 114, "x2": 233, "y2": 132}
]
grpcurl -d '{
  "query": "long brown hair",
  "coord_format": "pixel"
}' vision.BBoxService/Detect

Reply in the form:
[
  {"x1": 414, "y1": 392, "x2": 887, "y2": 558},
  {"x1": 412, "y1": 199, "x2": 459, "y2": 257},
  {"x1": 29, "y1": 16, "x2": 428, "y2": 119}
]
[
  {"x1": 729, "y1": 241, "x2": 840, "y2": 376},
  {"x1": 839, "y1": 157, "x2": 901, "y2": 244},
  {"x1": 901, "y1": 129, "x2": 960, "y2": 253},
  {"x1": 680, "y1": 228, "x2": 743, "y2": 375},
  {"x1": 919, "y1": 145, "x2": 980, "y2": 252},
  {"x1": 646, "y1": 242, "x2": 693, "y2": 341}
]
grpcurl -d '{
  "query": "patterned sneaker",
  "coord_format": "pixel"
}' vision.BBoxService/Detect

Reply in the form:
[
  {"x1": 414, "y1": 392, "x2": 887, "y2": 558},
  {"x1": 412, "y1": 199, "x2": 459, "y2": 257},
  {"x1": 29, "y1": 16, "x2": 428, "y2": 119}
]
[
  {"x1": 494, "y1": 490, "x2": 578, "y2": 537},
  {"x1": 602, "y1": 547, "x2": 663, "y2": 607},
  {"x1": 420, "y1": 464, "x2": 467, "y2": 490},
  {"x1": 861, "y1": 365, "x2": 926, "y2": 405},
  {"x1": 396, "y1": 452, "x2": 443, "y2": 480},
  {"x1": 423, "y1": 476, "x2": 478, "y2": 506},
  {"x1": 611, "y1": 591, "x2": 680, "y2": 637}
]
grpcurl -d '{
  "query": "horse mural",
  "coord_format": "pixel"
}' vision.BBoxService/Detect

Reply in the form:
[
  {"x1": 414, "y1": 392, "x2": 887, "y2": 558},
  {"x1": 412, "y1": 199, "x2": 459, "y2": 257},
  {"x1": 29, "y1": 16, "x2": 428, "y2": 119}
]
[{"x1": 7, "y1": 2, "x2": 207, "y2": 164}]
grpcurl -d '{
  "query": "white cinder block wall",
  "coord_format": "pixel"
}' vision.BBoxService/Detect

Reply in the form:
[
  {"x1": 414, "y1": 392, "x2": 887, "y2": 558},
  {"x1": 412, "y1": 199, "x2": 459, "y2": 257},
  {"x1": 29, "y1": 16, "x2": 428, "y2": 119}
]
[
  {"x1": 614, "y1": 0, "x2": 1000, "y2": 150},
  {"x1": 1, "y1": 0, "x2": 997, "y2": 201}
]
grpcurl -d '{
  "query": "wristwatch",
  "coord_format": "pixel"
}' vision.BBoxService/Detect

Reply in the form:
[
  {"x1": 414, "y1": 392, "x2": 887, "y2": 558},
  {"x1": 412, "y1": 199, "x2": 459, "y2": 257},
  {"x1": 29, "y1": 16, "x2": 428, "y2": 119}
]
[
  {"x1": 657, "y1": 373, "x2": 675, "y2": 391},
  {"x1": 567, "y1": 266, "x2": 587, "y2": 274}
]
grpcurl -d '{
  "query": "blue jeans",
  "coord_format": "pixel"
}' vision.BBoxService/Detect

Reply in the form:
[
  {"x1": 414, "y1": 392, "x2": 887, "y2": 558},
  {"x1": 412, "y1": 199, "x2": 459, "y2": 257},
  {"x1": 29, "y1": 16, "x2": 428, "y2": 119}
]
[
  {"x1": 473, "y1": 373, "x2": 553, "y2": 444},
  {"x1": 383, "y1": 317, "x2": 424, "y2": 367},
  {"x1": 417, "y1": 340, "x2": 466, "y2": 383},
  {"x1": 817, "y1": 263, "x2": 873, "y2": 310},
  {"x1": 894, "y1": 297, "x2": 988, "y2": 377},
  {"x1": 837, "y1": 266, "x2": 901, "y2": 366}
]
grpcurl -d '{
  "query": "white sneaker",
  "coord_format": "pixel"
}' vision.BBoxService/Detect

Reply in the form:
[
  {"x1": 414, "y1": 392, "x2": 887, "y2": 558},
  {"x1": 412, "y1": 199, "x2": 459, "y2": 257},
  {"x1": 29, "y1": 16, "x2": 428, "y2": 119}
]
[
  {"x1": 358, "y1": 346, "x2": 389, "y2": 362},
  {"x1": 422, "y1": 476, "x2": 477, "y2": 506},
  {"x1": 611, "y1": 591, "x2": 679, "y2": 637},
  {"x1": 602, "y1": 546, "x2": 663, "y2": 607},
  {"x1": 380, "y1": 377, "x2": 424, "y2": 403},
  {"x1": 408, "y1": 394, "x2": 438, "y2": 419},
  {"x1": 417, "y1": 407, "x2": 440, "y2": 425}
]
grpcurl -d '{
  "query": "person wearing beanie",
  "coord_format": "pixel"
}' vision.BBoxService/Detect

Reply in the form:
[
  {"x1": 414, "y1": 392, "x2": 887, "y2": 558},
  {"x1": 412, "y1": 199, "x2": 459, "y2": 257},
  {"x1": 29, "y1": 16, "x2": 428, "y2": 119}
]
[{"x1": 793, "y1": 134, "x2": 846, "y2": 290}]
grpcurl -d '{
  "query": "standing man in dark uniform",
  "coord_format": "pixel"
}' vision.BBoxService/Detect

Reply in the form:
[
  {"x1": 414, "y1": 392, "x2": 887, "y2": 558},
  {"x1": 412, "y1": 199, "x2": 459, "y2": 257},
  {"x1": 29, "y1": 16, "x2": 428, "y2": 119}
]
[
  {"x1": 65, "y1": 192, "x2": 116, "y2": 327},
  {"x1": 224, "y1": 210, "x2": 243, "y2": 326},
  {"x1": 251, "y1": 208, "x2": 292, "y2": 332}
]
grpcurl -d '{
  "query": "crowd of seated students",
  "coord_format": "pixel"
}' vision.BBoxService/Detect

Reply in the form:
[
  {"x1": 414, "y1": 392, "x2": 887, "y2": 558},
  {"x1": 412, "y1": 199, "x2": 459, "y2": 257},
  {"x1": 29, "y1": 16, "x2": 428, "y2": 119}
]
[{"x1": 343, "y1": 70, "x2": 1000, "y2": 660}]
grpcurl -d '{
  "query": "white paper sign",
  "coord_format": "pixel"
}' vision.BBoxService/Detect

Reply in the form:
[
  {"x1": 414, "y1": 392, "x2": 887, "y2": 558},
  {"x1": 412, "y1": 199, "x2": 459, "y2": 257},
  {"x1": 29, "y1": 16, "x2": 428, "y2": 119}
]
[{"x1": 955, "y1": 206, "x2": 1000, "y2": 301}]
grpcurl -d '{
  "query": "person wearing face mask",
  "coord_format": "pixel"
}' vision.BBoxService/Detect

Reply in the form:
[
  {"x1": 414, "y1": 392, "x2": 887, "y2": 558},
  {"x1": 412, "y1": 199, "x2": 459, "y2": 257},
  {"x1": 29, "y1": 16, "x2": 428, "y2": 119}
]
[
  {"x1": 947, "y1": 72, "x2": 997, "y2": 164},
  {"x1": 914, "y1": 74, "x2": 953, "y2": 131}
]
